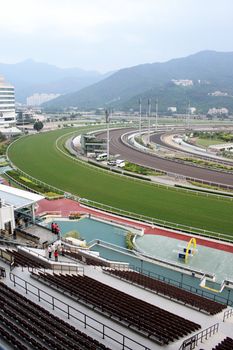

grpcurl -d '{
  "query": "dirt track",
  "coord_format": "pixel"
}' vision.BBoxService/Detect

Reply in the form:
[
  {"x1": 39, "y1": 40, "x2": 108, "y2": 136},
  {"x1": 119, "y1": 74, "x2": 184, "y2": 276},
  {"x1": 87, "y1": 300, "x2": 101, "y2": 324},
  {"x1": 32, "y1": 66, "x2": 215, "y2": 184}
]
[{"x1": 97, "y1": 128, "x2": 233, "y2": 186}]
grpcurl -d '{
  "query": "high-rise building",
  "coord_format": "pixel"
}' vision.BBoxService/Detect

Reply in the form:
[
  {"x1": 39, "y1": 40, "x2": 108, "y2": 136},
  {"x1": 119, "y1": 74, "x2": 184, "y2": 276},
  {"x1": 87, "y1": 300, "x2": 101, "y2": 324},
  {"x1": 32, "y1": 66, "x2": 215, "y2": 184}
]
[
  {"x1": 0, "y1": 75, "x2": 16, "y2": 128},
  {"x1": 26, "y1": 93, "x2": 60, "y2": 106}
]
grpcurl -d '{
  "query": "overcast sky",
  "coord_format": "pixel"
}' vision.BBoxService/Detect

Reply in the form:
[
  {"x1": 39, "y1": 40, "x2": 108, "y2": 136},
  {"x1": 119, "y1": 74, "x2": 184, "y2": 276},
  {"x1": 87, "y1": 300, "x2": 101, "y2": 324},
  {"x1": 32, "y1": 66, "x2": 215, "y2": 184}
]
[{"x1": 1, "y1": 0, "x2": 233, "y2": 72}]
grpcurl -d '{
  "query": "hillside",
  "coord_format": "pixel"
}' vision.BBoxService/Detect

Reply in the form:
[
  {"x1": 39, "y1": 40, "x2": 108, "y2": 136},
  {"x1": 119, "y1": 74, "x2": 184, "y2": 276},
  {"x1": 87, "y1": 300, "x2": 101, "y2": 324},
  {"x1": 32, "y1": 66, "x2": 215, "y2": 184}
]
[
  {"x1": 43, "y1": 51, "x2": 233, "y2": 113},
  {"x1": 0, "y1": 59, "x2": 110, "y2": 102}
]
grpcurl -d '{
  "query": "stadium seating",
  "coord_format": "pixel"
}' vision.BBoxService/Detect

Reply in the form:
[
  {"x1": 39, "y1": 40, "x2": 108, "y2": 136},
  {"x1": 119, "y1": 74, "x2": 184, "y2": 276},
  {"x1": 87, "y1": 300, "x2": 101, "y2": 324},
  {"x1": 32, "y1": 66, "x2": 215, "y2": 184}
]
[
  {"x1": 212, "y1": 336, "x2": 233, "y2": 349},
  {"x1": 65, "y1": 250, "x2": 109, "y2": 267},
  {"x1": 104, "y1": 269, "x2": 226, "y2": 315},
  {"x1": 0, "y1": 281, "x2": 110, "y2": 350},
  {"x1": 33, "y1": 272, "x2": 201, "y2": 345},
  {"x1": 6, "y1": 249, "x2": 50, "y2": 269}
]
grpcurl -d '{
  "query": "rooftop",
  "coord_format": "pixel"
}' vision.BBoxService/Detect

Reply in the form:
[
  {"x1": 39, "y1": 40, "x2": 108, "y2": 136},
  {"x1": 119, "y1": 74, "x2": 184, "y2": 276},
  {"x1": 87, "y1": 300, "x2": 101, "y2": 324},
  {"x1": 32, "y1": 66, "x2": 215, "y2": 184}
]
[{"x1": 0, "y1": 184, "x2": 44, "y2": 209}]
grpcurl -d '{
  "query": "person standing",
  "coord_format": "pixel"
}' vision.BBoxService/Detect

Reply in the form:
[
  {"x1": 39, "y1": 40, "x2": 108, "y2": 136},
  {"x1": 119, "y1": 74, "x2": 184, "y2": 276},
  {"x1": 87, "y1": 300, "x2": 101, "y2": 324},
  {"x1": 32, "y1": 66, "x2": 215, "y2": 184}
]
[
  {"x1": 54, "y1": 249, "x2": 58, "y2": 262},
  {"x1": 51, "y1": 222, "x2": 55, "y2": 233},
  {"x1": 48, "y1": 245, "x2": 52, "y2": 259},
  {"x1": 55, "y1": 224, "x2": 60, "y2": 238}
]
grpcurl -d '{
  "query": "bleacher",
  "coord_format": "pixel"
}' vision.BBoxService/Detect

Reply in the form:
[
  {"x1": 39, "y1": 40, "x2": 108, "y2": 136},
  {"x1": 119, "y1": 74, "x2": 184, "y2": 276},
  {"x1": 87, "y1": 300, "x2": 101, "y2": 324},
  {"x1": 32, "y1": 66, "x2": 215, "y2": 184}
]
[
  {"x1": 0, "y1": 282, "x2": 110, "y2": 350},
  {"x1": 6, "y1": 249, "x2": 50, "y2": 269},
  {"x1": 32, "y1": 271, "x2": 201, "y2": 345},
  {"x1": 212, "y1": 337, "x2": 233, "y2": 349},
  {"x1": 65, "y1": 250, "x2": 109, "y2": 267},
  {"x1": 103, "y1": 269, "x2": 226, "y2": 315}
]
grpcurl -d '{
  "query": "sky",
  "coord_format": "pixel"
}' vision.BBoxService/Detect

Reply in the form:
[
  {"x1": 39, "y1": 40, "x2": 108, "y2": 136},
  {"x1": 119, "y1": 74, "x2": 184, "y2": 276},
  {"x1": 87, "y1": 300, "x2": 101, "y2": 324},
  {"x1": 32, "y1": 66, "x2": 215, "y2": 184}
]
[{"x1": 1, "y1": 0, "x2": 233, "y2": 72}]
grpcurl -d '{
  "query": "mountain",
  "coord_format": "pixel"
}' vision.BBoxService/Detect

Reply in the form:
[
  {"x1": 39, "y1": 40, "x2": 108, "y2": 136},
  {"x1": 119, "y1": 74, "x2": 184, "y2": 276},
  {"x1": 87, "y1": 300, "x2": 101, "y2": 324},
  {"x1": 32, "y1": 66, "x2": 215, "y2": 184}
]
[
  {"x1": 43, "y1": 51, "x2": 233, "y2": 113},
  {"x1": 0, "y1": 59, "x2": 111, "y2": 102}
]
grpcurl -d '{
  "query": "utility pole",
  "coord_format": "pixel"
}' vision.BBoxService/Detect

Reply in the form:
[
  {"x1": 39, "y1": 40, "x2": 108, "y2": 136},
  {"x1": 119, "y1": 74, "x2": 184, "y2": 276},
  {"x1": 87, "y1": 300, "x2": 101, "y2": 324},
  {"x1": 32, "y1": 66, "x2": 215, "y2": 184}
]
[
  {"x1": 139, "y1": 98, "x2": 142, "y2": 136},
  {"x1": 105, "y1": 109, "x2": 110, "y2": 160},
  {"x1": 186, "y1": 101, "x2": 190, "y2": 129},
  {"x1": 148, "y1": 99, "x2": 151, "y2": 144},
  {"x1": 155, "y1": 98, "x2": 158, "y2": 131}
]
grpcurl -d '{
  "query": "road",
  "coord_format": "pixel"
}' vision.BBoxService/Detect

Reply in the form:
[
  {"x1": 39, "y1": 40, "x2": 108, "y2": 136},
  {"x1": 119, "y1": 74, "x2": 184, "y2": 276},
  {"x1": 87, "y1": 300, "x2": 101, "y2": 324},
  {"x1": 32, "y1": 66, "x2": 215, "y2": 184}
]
[{"x1": 97, "y1": 128, "x2": 233, "y2": 187}]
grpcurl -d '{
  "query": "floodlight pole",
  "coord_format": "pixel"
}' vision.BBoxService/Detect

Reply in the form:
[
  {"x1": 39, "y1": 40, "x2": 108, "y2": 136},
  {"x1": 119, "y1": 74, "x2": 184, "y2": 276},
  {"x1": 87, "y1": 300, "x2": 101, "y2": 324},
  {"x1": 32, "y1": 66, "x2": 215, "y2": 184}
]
[
  {"x1": 139, "y1": 98, "x2": 142, "y2": 136},
  {"x1": 148, "y1": 99, "x2": 151, "y2": 144},
  {"x1": 155, "y1": 98, "x2": 158, "y2": 131},
  {"x1": 105, "y1": 109, "x2": 110, "y2": 160}
]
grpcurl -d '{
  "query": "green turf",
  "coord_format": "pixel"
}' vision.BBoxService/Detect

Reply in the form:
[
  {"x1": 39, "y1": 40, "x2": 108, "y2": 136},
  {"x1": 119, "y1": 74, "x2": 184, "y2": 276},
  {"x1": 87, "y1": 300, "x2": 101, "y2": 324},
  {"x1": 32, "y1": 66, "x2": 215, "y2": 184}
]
[
  {"x1": 8, "y1": 128, "x2": 233, "y2": 235},
  {"x1": 195, "y1": 137, "x2": 226, "y2": 147}
]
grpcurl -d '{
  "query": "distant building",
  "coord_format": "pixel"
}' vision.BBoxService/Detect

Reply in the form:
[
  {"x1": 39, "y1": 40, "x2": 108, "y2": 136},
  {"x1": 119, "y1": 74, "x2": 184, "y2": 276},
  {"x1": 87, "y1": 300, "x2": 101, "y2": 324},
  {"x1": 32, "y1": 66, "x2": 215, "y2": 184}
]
[
  {"x1": 208, "y1": 143, "x2": 233, "y2": 153},
  {"x1": 208, "y1": 107, "x2": 229, "y2": 116},
  {"x1": 168, "y1": 107, "x2": 177, "y2": 113},
  {"x1": 188, "y1": 107, "x2": 196, "y2": 114},
  {"x1": 26, "y1": 93, "x2": 60, "y2": 106},
  {"x1": 171, "y1": 79, "x2": 193, "y2": 87},
  {"x1": 80, "y1": 134, "x2": 106, "y2": 156},
  {"x1": 208, "y1": 91, "x2": 228, "y2": 97},
  {"x1": 0, "y1": 75, "x2": 16, "y2": 128}
]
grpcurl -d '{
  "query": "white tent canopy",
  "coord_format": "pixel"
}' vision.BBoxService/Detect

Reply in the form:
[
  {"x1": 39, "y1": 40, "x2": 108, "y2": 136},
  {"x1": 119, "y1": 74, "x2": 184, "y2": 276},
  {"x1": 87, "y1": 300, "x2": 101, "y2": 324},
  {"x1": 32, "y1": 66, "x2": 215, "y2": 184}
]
[{"x1": 0, "y1": 184, "x2": 44, "y2": 210}]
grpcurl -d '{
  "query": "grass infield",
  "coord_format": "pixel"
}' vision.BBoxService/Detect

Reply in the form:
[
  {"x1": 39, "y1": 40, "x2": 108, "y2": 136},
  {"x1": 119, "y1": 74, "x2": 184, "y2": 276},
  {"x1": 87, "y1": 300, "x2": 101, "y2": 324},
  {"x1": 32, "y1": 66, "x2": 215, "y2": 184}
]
[{"x1": 8, "y1": 128, "x2": 233, "y2": 235}]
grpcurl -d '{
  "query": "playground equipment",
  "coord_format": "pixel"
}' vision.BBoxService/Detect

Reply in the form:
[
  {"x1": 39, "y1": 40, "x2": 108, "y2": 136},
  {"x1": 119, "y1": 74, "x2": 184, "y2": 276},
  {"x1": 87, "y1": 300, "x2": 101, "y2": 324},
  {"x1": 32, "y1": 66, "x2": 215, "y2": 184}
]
[{"x1": 176, "y1": 238, "x2": 198, "y2": 263}]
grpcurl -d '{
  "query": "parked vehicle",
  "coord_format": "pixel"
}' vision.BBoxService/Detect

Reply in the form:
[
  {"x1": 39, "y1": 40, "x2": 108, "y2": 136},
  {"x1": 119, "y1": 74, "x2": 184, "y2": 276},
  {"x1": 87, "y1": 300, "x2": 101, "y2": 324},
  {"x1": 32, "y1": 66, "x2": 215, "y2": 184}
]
[{"x1": 96, "y1": 153, "x2": 108, "y2": 161}]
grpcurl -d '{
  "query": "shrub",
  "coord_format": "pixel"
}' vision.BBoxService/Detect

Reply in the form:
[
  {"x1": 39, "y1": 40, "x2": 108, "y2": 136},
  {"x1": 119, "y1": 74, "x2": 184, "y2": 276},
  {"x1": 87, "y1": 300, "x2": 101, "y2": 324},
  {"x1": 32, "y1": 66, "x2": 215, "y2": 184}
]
[
  {"x1": 125, "y1": 232, "x2": 135, "y2": 250},
  {"x1": 64, "y1": 230, "x2": 81, "y2": 239},
  {"x1": 69, "y1": 212, "x2": 82, "y2": 220}
]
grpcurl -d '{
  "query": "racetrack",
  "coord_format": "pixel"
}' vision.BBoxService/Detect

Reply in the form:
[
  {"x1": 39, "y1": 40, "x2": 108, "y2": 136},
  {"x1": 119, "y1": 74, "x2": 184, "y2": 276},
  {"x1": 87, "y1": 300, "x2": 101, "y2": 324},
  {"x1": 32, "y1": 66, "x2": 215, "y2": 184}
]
[
  {"x1": 7, "y1": 128, "x2": 233, "y2": 234},
  {"x1": 97, "y1": 128, "x2": 233, "y2": 186},
  {"x1": 150, "y1": 133, "x2": 233, "y2": 166}
]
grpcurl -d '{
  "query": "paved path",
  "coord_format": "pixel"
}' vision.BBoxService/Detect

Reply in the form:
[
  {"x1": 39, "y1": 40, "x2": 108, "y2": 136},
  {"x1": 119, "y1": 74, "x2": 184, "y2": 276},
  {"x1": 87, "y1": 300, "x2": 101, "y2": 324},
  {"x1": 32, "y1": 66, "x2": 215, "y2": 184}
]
[{"x1": 36, "y1": 198, "x2": 233, "y2": 253}]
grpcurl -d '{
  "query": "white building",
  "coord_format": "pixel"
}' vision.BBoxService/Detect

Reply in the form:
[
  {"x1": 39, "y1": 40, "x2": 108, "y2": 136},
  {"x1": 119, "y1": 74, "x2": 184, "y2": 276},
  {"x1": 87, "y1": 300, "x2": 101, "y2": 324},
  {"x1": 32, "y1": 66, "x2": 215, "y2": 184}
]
[
  {"x1": 208, "y1": 91, "x2": 228, "y2": 97},
  {"x1": 168, "y1": 107, "x2": 177, "y2": 113},
  {"x1": 26, "y1": 93, "x2": 60, "y2": 106},
  {"x1": 208, "y1": 107, "x2": 229, "y2": 116},
  {"x1": 188, "y1": 107, "x2": 196, "y2": 114},
  {"x1": 0, "y1": 184, "x2": 44, "y2": 235},
  {"x1": 171, "y1": 79, "x2": 193, "y2": 87},
  {"x1": 0, "y1": 75, "x2": 16, "y2": 128}
]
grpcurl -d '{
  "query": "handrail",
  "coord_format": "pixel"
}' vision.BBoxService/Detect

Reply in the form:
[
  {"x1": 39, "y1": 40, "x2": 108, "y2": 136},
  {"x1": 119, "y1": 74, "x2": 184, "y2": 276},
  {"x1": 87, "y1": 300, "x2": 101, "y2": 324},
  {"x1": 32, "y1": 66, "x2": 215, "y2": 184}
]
[
  {"x1": 179, "y1": 323, "x2": 219, "y2": 350},
  {"x1": 223, "y1": 308, "x2": 233, "y2": 322},
  {"x1": 79, "y1": 199, "x2": 233, "y2": 243},
  {"x1": 101, "y1": 261, "x2": 231, "y2": 306},
  {"x1": 9, "y1": 273, "x2": 151, "y2": 350},
  {"x1": 18, "y1": 247, "x2": 84, "y2": 271}
]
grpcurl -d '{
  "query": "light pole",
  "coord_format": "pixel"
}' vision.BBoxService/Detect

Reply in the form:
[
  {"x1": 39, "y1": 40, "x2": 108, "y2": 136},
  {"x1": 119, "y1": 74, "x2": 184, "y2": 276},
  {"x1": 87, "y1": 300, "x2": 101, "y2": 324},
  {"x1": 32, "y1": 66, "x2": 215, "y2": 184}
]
[
  {"x1": 105, "y1": 109, "x2": 110, "y2": 160},
  {"x1": 139, "y1": 98, "x2": 142, "y2": 136},
  {"x1": 147, "y1": 99, "x2": 151, "y2": 144},
  {"x1": 155, "y1": 98, "x2": 158, "y2": 131}
]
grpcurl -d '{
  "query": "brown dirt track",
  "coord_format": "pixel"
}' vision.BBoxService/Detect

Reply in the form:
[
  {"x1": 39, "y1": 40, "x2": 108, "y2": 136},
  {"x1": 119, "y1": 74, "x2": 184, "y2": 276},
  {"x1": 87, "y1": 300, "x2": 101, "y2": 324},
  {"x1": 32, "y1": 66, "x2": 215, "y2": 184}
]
[{"x1": 97, "y1": 128, "x2": 233, "y2": 187}]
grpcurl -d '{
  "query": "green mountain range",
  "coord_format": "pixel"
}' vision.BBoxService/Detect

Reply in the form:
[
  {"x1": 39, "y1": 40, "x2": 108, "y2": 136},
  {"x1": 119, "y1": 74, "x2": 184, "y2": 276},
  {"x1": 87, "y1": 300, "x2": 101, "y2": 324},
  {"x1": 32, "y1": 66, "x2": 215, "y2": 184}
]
[{"x1": 43, "y1": 51, "x2": 233, "y2": 114}]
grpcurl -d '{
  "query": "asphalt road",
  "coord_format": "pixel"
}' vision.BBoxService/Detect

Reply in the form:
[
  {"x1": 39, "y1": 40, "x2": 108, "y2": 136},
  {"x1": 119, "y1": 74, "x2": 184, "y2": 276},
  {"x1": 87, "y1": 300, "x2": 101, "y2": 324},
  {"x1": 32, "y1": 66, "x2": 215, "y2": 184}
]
[{"x1": 97, "y1": 128, "x2": 233, "y2": 187}]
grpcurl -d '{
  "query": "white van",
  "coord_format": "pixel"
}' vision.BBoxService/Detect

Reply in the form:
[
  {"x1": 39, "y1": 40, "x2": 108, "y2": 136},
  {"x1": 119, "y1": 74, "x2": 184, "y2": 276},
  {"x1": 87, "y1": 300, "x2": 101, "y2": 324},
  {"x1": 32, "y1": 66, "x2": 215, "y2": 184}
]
[{"x1": 96, "y1": 153, "x2": 108, "y2": 161}]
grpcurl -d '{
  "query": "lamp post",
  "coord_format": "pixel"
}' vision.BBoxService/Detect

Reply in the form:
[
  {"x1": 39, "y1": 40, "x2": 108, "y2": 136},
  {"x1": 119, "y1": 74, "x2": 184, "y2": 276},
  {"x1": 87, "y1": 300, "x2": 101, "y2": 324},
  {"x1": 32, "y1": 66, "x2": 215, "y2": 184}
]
[
  {"x1": 155, "y1": 98, "x2": 158, "y2": 131},
  {"x1": 139, "y1": 98, "x2": 142, "y2": 136},
  {"x1": 105, "y1": 109, "x2": 110, "y2": 160},
  {"x1": 147, "y1": 99, "x2": 151, "y2": 144}
]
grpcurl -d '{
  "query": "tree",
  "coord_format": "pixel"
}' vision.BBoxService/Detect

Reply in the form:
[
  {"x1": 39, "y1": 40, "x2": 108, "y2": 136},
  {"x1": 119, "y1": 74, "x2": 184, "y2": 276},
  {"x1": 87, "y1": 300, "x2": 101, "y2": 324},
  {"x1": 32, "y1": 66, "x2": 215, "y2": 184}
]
[
  {"x1": 33, "y1": 120, "x2": 44, "y2": 132},
  {"x1": 0, "y1": 132, "x2": 6, "y2": 142}
]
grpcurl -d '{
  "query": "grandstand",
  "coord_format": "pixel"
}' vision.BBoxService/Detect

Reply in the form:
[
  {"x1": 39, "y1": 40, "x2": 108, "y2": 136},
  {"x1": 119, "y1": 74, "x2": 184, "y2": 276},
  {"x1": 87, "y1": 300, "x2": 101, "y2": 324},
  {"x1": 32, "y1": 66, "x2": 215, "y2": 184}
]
[
  {"x1": 0, "y1": 186, "x2": 233, "y2": 349},
  {"x1": 0, "y1": 242, "x2": 233, "y2": 350}
]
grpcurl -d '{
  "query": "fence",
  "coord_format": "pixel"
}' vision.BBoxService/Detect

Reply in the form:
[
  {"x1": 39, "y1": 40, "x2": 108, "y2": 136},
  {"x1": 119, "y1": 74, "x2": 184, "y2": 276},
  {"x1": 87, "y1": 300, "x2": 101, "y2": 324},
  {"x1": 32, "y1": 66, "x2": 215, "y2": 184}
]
[
  {"x1": 223, "y1": 308, "x2": 233, "y2": 322},
  {"x1": 9, "y1": 273, "x2": 151, "y2": 350},
  {"x1": 179, "y1": 323, "x2": 219, "y2": 350}
]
